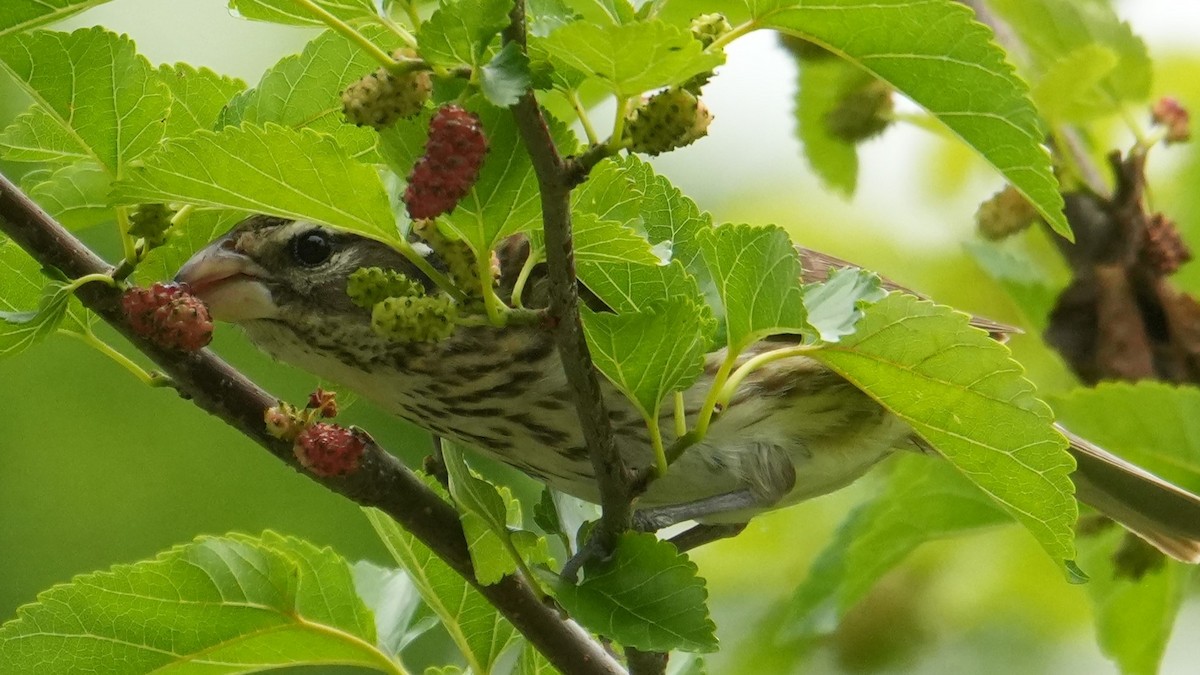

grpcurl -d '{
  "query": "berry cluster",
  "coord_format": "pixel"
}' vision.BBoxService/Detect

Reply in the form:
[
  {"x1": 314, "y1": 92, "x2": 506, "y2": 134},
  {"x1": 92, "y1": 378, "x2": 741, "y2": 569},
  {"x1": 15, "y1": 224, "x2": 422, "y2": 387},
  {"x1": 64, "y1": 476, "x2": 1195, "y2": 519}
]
[
  {"x1": 405, "y1": 105, "x2": 489, "y2": 219},
  {"x1": 342, "y1": 49, "x2": 432, "y2": 130},
  {"x1": 346, "y1": 266, "x2": 424, "y2": 309},
  {"x1": 826, "y1": 80, "x2": 894, "y2": 142},
  {"x1": 372, "y1": 294, "x2": 457, "y2": 343},
  {"x1": 265, "y1": 389, "x2": 364, "y2": 477},
  {"x1": 626, "y1": 88, "x2": 713, "y2": 156},
  {"x1": 1141, "y1": 213, "x2": 1193, "y2": 276},
  {"x1": 127, "y1": 203, "x2": 176, "y2": 248},
  {"x1": 121, "y1": 282, "x2": 213, "y2": 352},
  {"x1": 975, "y1": 185, "x2": 1037, "y2": 241}
]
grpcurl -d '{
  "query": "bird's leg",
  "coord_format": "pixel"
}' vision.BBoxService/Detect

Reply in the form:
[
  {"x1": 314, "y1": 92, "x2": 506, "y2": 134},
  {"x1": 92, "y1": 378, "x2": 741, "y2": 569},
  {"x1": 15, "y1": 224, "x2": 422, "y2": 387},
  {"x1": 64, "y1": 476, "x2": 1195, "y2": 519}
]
[
  {"x1": 632, "y1": 489, "x2": 763, "y2": 530},
  {"x1": 668, "y1": 523, "x2": 748, "y2": 552}
]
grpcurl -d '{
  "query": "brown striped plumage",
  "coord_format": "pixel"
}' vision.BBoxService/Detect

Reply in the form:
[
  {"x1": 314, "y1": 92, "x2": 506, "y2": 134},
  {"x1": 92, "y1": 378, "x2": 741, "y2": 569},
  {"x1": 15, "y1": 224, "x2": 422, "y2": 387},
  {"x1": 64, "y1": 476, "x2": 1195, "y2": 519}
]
[{"x1": 176, "y1": 216, "x2": 1200, "y2": 560}]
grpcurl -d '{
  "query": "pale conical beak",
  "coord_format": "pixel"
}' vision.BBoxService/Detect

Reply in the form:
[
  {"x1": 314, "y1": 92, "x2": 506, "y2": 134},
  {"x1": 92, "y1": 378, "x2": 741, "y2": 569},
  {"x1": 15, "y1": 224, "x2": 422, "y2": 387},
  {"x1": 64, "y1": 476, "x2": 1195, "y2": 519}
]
[{"x1": 175, "y1": 235, "x2": 279, "y2": 323}]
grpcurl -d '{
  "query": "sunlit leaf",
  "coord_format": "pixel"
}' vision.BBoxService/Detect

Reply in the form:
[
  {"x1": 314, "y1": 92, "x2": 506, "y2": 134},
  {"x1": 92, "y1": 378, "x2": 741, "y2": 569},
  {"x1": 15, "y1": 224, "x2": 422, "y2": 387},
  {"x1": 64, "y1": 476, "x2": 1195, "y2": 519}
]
[
  {"x1": 0, "y1": 532, "x2": 394, "y2": 673},
  {"x1": 0, "y1": 27, "x2": 170, "y2": 174},
  {"x1": 219, "y1": 27, "x2": 401, "y2": 160},
  {"x1": 351, "y1": 560, "x2": 438, "y2": 656},
  {"x1": 419, "y1": 0, "x2": 510, "y2": 70},
  {"x1": 158, "y1": 63, "x2": 246, "y2": 139},
  {"x1": 111, "y1": 123, "x2": 399, "y2": 245},
  {"x1": 0, "y1": 1, "x2": 115, "y2": 37},
  {"x1": 549, "y1": 532, "x2": 717, "y2": 652},
  {"x1": 756, "y1": 0, "x2": 1069, "y2": 237},
  {"x1": 810, "y1": 293, "x2": 1078, "y2": 569},
  {"x1": 541, "y1": 20, "x2": 723, "y2": 97},
  {"x1": 802, "y1": 267, "x2": 885, "y2": 343},
  {"x1": 364, "y1": 506, "x2": 519, "y2": 673},
  {"x1": 699, "y1": 223, "x2": 812, "y2": 352},
  {"x1": 21, "y1": 162, "x2": 112, "y2": 230},
  {"x1": 229, "y1": 0, "x2": 379, "y2": 26}
]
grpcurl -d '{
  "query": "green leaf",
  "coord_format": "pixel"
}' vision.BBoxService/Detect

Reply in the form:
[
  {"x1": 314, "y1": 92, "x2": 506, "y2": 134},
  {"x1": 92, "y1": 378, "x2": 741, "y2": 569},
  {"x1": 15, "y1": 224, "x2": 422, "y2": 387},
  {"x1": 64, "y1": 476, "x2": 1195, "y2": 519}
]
[
  {"x1": 562, "y1": 0, "x2": 635, "y2": 25},
  {"x1": 351, "y1": 560, "x2": 438, "y2": 656},
  {"x1": 757, "y1": 0, "x2": 1070, "y2": 237},
  {"x1": 780, "y1": 455, "x2": 1008, "y2": 639},
  {"x1": 0, "y1": 106, "x2": 90, "y2": 163},
  {"x1": 219, "y1": 27, "x2": 402, "y2": 160},
  {"x1": 1051, "y1": 382, "x2": 1200, "y2": 495},
  {"x1": 1078, "y1": 528, "x2": 1189, "y2": 675},
  {"x1": 549, "y1": 532, "x2": 717, "y2": 652},
  {"x1": 541, "y1": 20, "x2": 723, "y2": 97},
  {"x1": 0, "y1": 1, "x2": 114, "y2": 37},
  {"x1": 419, "y1": 0, "x2": 511, "y2": 70},
  {"x1": 135, "y1": 210, "x2": 249, "y2": 284},
  {"x1": 0, "y1": 274, "x2": 71, "y2": 361},
  {"x1": 802, "y1": 267, "x2": 884, "y2": 343},
  {"x1": 0, "y1": 27, "x2": 170, "y2": 175},
  {"x1": 111, "y1": 123, "x2": 400, "y2": 245},
  {"x1": 229, "y1": 0, "x2": 379, "y2": 25},
  {"x1": 794, "y1": 58, "x2": 867, "y2": 195},
  {"x1": 481, "y1": 41, "x2": 532, "y2": 107},
  {"x1": 21, "y1": 162, "x2": 112, "y2": 230},
  {"x1": 528, "y1": 0, "x2": 579, "y2": 38},
  {"x1": 443, "y1": 444, "x2": 523, "y2": 585},
  {"x1": 582, "y1": 298, "x2": 711, "y2": 424},
  {"x1": 533, "y1": 489, "x2": 564, "y2": 538},
  {"x1": 158, "y1": 63, "x2": 246, "y2": 139},
  {"x1": 1030, "y1": 44, "x2": 1120, "y2": 123},
  {"x1": 988, "y1": 0, "x2": 1151, "y2": 110},
  {"x1": 810, "y1": 293, "x2": 1078, "y2": 568},
  {"x1": 699, "y1": 223, "x2": 811, "y2": 352},
  {"x1": 0, "y1": 532, "x2": 395, "y2": 673},
  {"x1": 365, "y1": 506, "x2": 519, "y2": 673}
]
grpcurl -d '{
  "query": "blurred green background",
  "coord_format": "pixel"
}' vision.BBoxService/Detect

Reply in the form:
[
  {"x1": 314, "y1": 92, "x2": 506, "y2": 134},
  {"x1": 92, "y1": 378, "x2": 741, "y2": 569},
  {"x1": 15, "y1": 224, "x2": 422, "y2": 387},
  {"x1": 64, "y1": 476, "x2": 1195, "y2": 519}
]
[{"x1": 2, "y1": 1, "x2": 1200, "y2": 673}]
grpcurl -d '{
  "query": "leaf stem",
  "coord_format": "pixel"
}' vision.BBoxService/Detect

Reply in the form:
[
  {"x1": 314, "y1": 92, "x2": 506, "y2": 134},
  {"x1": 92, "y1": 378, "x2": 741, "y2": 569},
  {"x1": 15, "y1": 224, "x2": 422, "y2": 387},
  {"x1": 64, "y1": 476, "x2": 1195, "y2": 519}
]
[
  {"x1": 115, "y1": 206, "x2": 138, "y2": 269},
  {"x1": 717, "y1": 344, "x2": 818, "y2": 407},
  {"x1": 568, "y1": 90, "x2": 600, "y2": 146},
  {"x1": 646, "y1": 415, "x2": 669, "y2": 477},
  {"x1": 61, "y1": 328, "x2": 165, "y2": 387},
  {"x1": 707, "y1": 20, "x2": 757, "y2": 52},
  {"x1": 479, "y1": 250, "x2": 507, "y2": 326},
  {"x1": 375, "y1": 11, "x2": 418, "y2": 48},
  {"x1": 606, "y1": 97, "x2": 632, "y2": 154},
  {"x1": 510, "y1": 250, "x2": 541, "y2": 308},
  {"x1": 169, "y1": 204, "x2": 196, "y2": 227},
  {"x1": 291, "y1": 0, "x2": 397, "y2": 69},
  {"x1": 673, "y1": 391, "x2": 687, "y2": 439},
  {"x1": 693, "y1": 350, "x2": 737, "y2": 438},
  {"x1": 66, "y1": 273, "x2": 118, "y2": 293}
]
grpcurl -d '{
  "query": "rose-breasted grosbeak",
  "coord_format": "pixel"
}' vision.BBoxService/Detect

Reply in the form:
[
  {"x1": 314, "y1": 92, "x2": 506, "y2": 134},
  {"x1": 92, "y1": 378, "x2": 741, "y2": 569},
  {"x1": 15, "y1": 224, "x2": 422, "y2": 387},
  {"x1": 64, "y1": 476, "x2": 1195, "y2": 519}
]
[{"x1": 176, "y1": 215, "x2": 1200, "y2": 561}]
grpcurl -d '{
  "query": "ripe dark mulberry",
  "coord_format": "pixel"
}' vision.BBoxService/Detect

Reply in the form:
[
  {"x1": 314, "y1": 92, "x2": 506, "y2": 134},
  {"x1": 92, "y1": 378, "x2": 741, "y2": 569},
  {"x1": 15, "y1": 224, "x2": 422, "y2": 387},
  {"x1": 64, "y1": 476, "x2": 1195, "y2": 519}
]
[
  {"x1": 294, "y1": 422, "x2": 364, "y2": 477},
  {"x1": 404, "y1": 105, "x2": 488, "y2": 220},
  {"x1": 121, "y1": 282, "x2": 213, "y2": 352}
]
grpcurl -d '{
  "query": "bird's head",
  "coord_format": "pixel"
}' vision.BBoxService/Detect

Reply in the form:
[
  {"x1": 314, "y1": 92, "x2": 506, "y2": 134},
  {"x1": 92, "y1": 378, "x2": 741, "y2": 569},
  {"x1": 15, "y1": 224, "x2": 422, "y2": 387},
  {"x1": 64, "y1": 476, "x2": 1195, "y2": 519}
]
[{"x1": 174, "y1": 215, "x2": 438, "y2": 365}]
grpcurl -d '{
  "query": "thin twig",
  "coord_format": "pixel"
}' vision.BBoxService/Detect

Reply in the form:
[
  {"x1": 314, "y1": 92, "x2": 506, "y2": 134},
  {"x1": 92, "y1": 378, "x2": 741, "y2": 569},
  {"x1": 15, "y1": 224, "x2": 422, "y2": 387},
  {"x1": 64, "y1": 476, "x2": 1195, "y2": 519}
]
[
  {"x1": 503, "y1": 0, "x2": 638, "y2": 563},
  {"x1": 0, "y1": 173, "x2": 624, "y2": 675}
]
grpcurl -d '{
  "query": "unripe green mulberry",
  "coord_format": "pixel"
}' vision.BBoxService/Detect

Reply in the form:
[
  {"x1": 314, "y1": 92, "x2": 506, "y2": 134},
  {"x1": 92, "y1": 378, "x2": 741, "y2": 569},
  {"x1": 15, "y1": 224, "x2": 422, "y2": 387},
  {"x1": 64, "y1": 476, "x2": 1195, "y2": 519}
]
[
  {"x1": 342, "y1": 49, "x2": 432, "y2": 130},
  {"x1": 128, "y1": 203, "x2": 176, "y2": 247},
  {"x1": 626, "y1": 88, "x2": 713, "y2": 156},
  {"x1": 412, "y1": 219, "x2": 490, "y2": 299},
  {"x1": 371, "y1": 294, "x2": 457, "y2": 343},
  {"x1": 975, "y1": 185, "x2": 1037, "y2": 241},
  {"x1": 690, "y1": 13, "x2": 731, "y2": 47},
  {"x1": 826, "y1": 80, "x2": 894, "y2": 142},
  {"x1": 347, "y1": 267, "x2": 424, "y2": 309}
]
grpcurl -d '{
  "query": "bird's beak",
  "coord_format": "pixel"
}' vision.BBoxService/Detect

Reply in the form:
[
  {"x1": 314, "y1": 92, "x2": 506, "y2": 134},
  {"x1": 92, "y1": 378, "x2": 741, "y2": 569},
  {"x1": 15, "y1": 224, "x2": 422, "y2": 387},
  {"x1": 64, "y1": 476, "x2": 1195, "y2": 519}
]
[{"x1": 175, "y1": 234, "x2": 278, "y2": 323}]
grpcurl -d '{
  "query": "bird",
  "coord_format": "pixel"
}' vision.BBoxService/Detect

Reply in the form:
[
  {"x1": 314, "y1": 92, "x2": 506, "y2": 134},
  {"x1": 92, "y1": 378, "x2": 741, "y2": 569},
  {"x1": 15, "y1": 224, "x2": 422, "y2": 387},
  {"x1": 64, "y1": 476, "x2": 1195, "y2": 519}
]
[{"x1": 175, "y1": 214, "x2": 1200, "y2": 562}]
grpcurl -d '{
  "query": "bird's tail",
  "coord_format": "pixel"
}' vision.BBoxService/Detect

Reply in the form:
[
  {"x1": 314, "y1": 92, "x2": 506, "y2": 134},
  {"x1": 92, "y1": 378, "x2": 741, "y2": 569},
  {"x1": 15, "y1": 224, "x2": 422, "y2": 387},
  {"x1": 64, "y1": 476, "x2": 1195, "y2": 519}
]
[{"x1": 1062, "y1": 424, "x2": 1200, "y2": 563}]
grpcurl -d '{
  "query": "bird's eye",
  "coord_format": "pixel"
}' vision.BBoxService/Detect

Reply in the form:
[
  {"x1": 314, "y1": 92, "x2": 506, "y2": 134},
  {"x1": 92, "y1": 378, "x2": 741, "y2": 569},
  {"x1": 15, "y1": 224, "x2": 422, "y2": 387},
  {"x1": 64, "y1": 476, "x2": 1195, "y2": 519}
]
[{"x1": 291, "y1": 230, "x2": 333, "y2": 266}]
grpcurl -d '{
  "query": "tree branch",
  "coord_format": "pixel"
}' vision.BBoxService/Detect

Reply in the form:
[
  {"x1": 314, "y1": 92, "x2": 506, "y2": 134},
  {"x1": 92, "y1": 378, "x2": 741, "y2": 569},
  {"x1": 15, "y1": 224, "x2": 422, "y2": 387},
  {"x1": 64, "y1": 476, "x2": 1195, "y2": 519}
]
[
  {"x1": 0, "y1": 174, "x2": 624, "y2": 675},
  {"x1": 503, "y1": 2, "x2": 638, "y2": 560}
]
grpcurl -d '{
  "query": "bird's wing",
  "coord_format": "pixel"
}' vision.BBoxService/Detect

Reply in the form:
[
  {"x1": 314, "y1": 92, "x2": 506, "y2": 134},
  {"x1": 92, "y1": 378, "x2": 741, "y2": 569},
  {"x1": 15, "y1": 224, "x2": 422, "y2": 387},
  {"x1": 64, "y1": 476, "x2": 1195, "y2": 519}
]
[{"x1": 796, "y1": 245, "x2": 1022, "y2": 341}]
